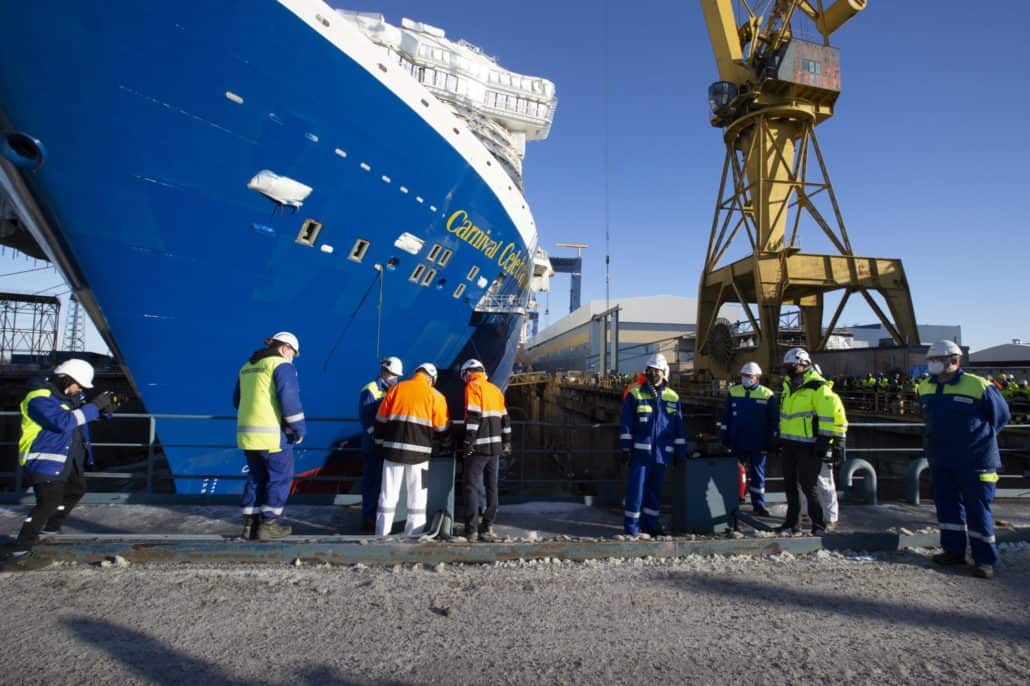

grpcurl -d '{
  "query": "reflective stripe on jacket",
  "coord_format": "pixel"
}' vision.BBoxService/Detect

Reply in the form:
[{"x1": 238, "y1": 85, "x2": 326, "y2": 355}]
[
  {"x1": 358, "y1": 378, "x2": 388, "y2": 453},
  {"x1": 375, "y1": 373, "x2": 450, "y2": 464},
  {"x1": 463, "y1": 371, "x2": 510, "y2": 456},
  {"x1": 779, "y1": 371, "x2": 847, "y2": 445},
  {"x1": 918, "y1": 370, "x2": 1010, "y2": 470},
  {"x1": 19, "y1": 381, "x2": 99, "y2": 480},
  {"x1": 619, "y1": 384, "x2": 686, "y2": 464},
  {"x1": 720, "y1": 383, "x2": 778, "y2": 454},
  {"x1": 235, "y1": 353, "x2": 306, "y2": 452}
]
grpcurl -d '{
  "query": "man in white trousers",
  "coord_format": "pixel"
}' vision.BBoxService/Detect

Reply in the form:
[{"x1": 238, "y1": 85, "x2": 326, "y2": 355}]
[{"x1": 374, "y1": 363, "x2": 450, "y2": 538}]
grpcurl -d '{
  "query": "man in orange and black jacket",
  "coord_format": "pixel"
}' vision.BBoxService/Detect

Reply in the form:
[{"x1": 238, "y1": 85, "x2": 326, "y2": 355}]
[{"x1": 459, "y1": 358, "x2": 511, "y2": 542}]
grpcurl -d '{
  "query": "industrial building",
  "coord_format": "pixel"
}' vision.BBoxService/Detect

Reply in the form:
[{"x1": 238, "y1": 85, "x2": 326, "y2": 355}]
[
  {"x1": 523, "y1": 295, "x2": 738, "y2": 373},
  {"x1": 848, "y1": 323, "x2": 962, "y2": 348}
]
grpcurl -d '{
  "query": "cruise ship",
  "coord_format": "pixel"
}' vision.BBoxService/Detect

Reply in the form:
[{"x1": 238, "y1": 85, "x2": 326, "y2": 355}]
[{"x1": 0, "y1": 0, "x2": 557, "y2": 494}]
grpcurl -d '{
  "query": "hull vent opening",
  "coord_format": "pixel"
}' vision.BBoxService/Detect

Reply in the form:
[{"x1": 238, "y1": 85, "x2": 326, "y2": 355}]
[
  {"x1": 296, "y1": 219, "x2": 323, "y2": 246},
  {"x1": 349, "y1": 238, "x2": 370, "y2": 263}
]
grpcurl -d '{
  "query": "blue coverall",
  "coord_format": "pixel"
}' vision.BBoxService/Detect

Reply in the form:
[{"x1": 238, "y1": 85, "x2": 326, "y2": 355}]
[
  {"x1": 918, "y1": 370, "x2": 1010, "y2": 565},
  {"x1": 619, "y1": 383, "x2": 686, "y2": 535},
  {"x1": 358, "y1": 377, "x2": 390, "y2": 525},
  {"x1": 719, "y1": 383, "x2": 778, "y2": 508}
]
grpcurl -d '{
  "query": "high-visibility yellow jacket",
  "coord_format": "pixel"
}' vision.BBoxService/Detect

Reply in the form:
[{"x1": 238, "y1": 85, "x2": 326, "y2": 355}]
[{"x1": 779, "y1": 370, "x2": 847, "y2": 446}]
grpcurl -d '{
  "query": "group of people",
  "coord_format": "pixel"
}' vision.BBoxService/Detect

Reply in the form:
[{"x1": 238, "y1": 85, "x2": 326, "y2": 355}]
[
  {"x1": 3, "y1": 334, "x2": 1012, "y2": 579},
  {"x1": 620, "y1": 341, "x2": 1010, "y2": 579},
  {"x1": 237, "y1": 332, "x2": 511, "y2": 544}
]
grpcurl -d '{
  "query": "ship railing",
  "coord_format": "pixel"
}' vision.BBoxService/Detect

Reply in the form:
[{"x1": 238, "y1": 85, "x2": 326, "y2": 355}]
[
  {"x1": 474, "y1": 293, "x2": 528, "y2": 314},
  {"x1": 0, "y1": 412, "x2": 1027, "y2": 504}
]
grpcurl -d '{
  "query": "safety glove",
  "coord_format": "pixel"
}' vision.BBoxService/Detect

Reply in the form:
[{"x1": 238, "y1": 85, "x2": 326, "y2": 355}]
[{"x1": 91, "y1": 390, "x2": 117, "y2": 414}]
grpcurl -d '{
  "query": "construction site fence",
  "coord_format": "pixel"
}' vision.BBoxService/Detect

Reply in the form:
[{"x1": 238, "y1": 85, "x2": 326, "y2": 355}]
[{"x1": 0, "y1": 412, "x2": 1027, "y2": 505}]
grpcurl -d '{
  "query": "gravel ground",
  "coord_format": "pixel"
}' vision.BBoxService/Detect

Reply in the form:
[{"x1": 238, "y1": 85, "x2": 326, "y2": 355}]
[{"x1": 1, "y1": 543, "x2": 1028, "y2": 685}]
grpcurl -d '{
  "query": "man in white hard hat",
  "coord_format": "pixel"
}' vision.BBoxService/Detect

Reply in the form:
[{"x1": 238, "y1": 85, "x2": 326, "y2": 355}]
[
  {"x1": 234, "y1": 331, "x2": 306, "y2": 541},
  {"x1": 618, "y1": 353, "x2": 686, "y2": 536},
  {"x1": 918, "y1": 340, "x2": 1009, "y2": 579},
  {"x1": 459, "y1": 358, "x2": 510, "y2": 543},
  {"x1": 357, "y1": 356, "x2": 403, "y2": 532},
  {"x1": 720, "y1": 361, "x2": 778, "y2": 517},
  {"x1": 776, "y1": 348, "x2": 847, "y2": 536},
  {"x1": 374, "y1": 362, "x2": 450, "y2": 538},
  {"x1": 3, "y1": 359, "x2": 118, "y2": 571}
]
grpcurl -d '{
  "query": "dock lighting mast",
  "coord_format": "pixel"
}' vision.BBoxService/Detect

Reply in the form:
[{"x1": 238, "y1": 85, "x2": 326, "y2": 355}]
[
  {"x1": 695, "y1": 0, "x2": 918, "y2": 378},
  {"x1": 552, "y1": 242, "x2": 588, "y2": 313}
]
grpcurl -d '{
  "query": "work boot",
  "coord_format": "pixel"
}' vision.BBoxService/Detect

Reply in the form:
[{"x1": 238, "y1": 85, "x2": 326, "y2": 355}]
[
  {"x1": 257, "y1": 518, "x2": 292, "y2": 541},
  {"x1": 478, "y1": 526, "x2": 498, "y2": 543},
  {"x1": 2, "y1": 551, "x2": 53, "y2": 572},
  {"x1": 752, "y1": 506, "x2": 772, "y2": 518},
  {"x1": 465, "y1": 525, "x2": 479, "y2": 543},
  {"x1": 972, "y1": 564, "x2": 994, "y2": 579},
  {"x1": 240, "y1": 516, "x2": 257, "y2": 541},
  {"x1": 932, "y1": 551, "x2": 966, "y2": 566},
  {"x1": 774, "y1": 524, "x2": 801, "y2": 536}
]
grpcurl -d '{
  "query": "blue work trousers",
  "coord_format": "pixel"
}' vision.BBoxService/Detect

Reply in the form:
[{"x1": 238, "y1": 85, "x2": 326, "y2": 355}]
[
  {"x1": 361, "y1": 449, "x2": 384, "y2": 524},
  {"x1": 740, "y1": 451, "x2": 766, "y2": 508},
  {"x1": 241, "y1": 447, "x2": 294, "y2": 520},
  {"x1": 932, "y1": 464, "x2": 998, "y2": 565},
  {"x1": 624, "y1": 459, "x2": 666, "y2": 534}
]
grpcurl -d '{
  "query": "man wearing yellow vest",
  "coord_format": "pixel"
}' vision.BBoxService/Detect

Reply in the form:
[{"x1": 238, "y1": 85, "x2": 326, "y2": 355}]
[
  {"x1": 776, "y1": 348, "x2": 847, "y2": 536},
  {"x1": 3, "y1": 359, "x2": 117, "y2": 571},
  {"x1": 357, "y1": 356, "x2": 403, "y2": 532},
  {"x1": 234, "y1": 331, "x2": 306, "y2": 541}
]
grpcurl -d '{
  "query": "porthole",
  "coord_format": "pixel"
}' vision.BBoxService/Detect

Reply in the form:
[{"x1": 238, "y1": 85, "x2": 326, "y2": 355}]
[
  {"x1": 466, "y1": 265, "x2": 480, "y2": 281},
  {"x1": 438, "y1": 249, "x2": 453, "y2": 267},
  {"x1": 421, "y1": 267, "x2": 437, "y2": 287},
  {"x1": 348, "y1": 238, "x2": 370, "y2": 263},
  {"x1": 427, "y1": 244, "x2": 442, "y2": 262},
  {"x1": 295, "y1": 219, "x2": 323, "y2": 247},
  {"x1": 453, "y1": 283, "x2": 466, "y2": 298},
  {"x1": 409, "y1": 264, "x2": 425, "y2": 283}
]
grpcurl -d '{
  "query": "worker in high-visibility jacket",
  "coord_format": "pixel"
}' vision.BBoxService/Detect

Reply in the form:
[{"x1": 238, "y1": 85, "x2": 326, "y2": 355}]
[
  {"x1": 234, "y1": 331, "x2": 305, "y2": 542},
  {"x1": 619, "y1": 353, "x2": 686, "y2": 536},
  {"x1": 3, "y1": 359, "x2": 117, "y2": 571},
  {"x1": 776, "y1": 348, "x2": 847, "y2": 536},
  {"x1": 720, "y1": 361, "x2": 778, "y2": 517},
  {"x1": 375, "y1": 362, "x2": 450, "y2": 538},
  {"x1": 919, "y1": 339, "x2": 1010, "y2": 579},
  {"x1": 459, "y1": 358, "x2": 511, "y2": 543},
  {"x1": 357, "y1": 356, "x2": 403, "y2": 532},
  {"x1": 798, "y1": 367, "x2": 842, "y2": 528}
]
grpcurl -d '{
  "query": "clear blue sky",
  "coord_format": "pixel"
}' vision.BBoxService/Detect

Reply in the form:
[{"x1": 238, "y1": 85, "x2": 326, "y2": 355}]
[{"x1": 3, "y1": 1, "x2": 1028, "y2": 353}]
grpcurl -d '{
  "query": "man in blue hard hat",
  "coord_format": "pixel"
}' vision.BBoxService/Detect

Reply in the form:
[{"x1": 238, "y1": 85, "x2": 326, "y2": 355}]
[
  {"x1": 720, "y1": 361, "x2": 778, "y2": 517},
  {"x1": 357, "y1": 356, "x2": 403, "y2": 533},
  {"x1": 919, "y1": 340, "x2": 1010, "y2": 579},
  {"x1": 618, "y1": 353, "x2": 686, "y2": 536},
  {"x1": 234, "y1": 331, "x2": 306, "y2": 542}
]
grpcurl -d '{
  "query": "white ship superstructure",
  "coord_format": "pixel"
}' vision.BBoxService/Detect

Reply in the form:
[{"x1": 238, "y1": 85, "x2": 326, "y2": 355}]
[{"x1": 337, "y1": 11, "x2": 557, "y2": 190}]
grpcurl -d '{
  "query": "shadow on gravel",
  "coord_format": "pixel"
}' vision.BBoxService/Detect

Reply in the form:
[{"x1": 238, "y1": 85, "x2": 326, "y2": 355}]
[
  {"x1": 657, "y1": 574, "x2": 1030, "y2": 642},
  {"x1": 62, "y1": 618, "x2": 408, "y2": 685}
]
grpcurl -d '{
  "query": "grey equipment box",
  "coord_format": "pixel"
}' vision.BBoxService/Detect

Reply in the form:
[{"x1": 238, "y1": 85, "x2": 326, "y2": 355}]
[
  {"x1": 671, "y1": 456, "x2": 740, "y2": 534},
  {"x1": 425, "y1": 452, "x2": 456, "y2": 537}
]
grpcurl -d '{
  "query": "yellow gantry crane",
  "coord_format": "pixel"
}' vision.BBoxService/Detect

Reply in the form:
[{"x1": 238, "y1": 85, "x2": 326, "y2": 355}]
[{"x1": 694, "y1": 0, "x2": 918, "y2": 378}]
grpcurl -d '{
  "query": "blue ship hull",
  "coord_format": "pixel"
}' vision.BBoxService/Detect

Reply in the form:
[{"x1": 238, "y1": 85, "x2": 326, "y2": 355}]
[{"x1": 0, "y1": 1, "x2": 533, "y2": 493}]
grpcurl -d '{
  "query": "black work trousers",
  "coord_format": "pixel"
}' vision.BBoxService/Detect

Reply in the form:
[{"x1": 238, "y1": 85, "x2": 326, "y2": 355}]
[
  {"x1": 781, "y1": 441, "x2": 825, "y2": 531},
  {"x1": 463, "y1": 453, "x2": 499, "y2": 531},
  {"x1": 14, "y1": 468, "x2": 86, "y2": 552}
]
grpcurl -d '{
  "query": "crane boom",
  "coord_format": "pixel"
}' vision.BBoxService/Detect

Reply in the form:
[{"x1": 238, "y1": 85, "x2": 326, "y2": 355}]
[{"x1": 693, "y1": 0, "x2": 919, "y2": 379}]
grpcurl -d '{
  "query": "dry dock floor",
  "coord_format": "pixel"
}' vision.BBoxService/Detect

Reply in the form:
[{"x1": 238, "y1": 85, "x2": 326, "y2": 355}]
[{"x1": 0, "y1": 500, "x2": 1028, "y2": 684}]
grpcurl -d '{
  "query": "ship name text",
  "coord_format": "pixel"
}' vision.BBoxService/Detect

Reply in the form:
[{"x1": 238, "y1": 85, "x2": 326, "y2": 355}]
[{"x1": 446, "y1": 210, "x2": 529, "y2": 287}]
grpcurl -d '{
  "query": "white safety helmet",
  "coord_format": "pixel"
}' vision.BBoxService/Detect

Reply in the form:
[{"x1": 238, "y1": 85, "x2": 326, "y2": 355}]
[
  {"x1": 926, "y1": 340, "x2": 961, "y2": 359},
  {"x1": 380, "y1": 356, "x2": 403, "y2": 376},
  {"x1": 645, "y1": 353, "x2": 669, "y2": 376},
  {"x1": 53, "y1": 358, "x2": 95, "y2": 389},
  {"x1": 267, "y1": 331, "x2": 300, "y2": 356},
  {"x1": 783, "y1": 347, "x2": 811, "y2": 366},
  {"x1": 740, "y1": 362, "x2": 762, "y2": 376},
  {"x1": 460, "y1": 358, "x2": 485, "y2": 380},
  {"x1": 415, "y1": 362, "x2": 438, "y2": 384}
]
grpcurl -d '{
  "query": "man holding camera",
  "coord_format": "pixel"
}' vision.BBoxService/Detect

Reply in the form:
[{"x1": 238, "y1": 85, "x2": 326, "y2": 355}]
[{"x1": 4, "y1": 358, "x2": 117, "y2": 571}]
